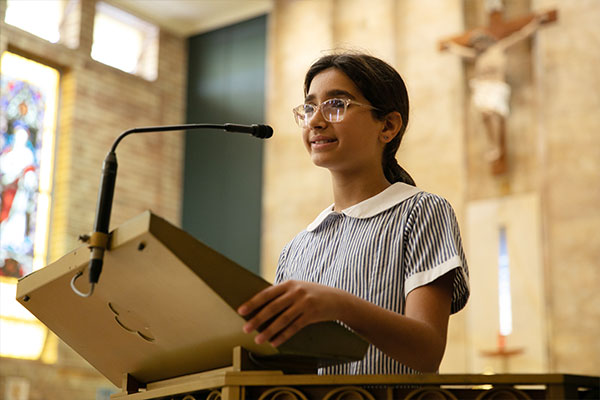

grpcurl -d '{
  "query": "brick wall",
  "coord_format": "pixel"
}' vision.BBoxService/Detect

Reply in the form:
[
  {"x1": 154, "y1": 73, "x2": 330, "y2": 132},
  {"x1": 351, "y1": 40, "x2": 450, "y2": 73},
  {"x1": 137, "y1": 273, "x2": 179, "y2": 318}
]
[{"x1": 0, "y1": 0, "x2": 187, "y2": 397}]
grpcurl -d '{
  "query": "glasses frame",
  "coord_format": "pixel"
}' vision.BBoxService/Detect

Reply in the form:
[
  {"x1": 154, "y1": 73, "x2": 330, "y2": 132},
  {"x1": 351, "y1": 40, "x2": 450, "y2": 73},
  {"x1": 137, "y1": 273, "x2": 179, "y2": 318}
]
[{"x1": 292, "y1": 98, "x2": 380, "y2": 127}]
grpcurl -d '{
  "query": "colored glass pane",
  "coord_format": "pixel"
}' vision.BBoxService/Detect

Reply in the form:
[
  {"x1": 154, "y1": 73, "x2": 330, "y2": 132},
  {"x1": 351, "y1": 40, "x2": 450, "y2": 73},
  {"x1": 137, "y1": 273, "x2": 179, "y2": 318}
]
[{"x1": 0, "y1": 52, "x2": 58, "y2": 361}]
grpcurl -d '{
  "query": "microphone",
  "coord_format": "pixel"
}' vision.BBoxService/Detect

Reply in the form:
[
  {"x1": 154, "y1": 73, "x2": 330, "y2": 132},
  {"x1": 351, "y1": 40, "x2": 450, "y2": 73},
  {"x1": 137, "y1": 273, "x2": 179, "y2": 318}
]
[
  {"x1": 224, "y1": 123, "x2": 273, "y2": 138},
  {"x1": 78, "y1": 123, "x2": 273, "y2": 297}
]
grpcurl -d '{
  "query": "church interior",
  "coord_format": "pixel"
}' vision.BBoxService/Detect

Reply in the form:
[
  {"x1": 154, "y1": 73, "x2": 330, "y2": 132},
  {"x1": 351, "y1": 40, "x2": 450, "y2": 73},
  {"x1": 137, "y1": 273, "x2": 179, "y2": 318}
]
[{"x1": 0, "y1": 0, "x2": 598, "y2": 398}]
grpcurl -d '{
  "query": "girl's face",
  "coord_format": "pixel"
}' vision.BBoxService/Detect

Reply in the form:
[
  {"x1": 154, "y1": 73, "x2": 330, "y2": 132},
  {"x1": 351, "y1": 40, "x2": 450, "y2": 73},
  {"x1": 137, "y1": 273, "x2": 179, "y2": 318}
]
[{"x1": 302, "y1": 68, "x2": 387, "y2": 176}]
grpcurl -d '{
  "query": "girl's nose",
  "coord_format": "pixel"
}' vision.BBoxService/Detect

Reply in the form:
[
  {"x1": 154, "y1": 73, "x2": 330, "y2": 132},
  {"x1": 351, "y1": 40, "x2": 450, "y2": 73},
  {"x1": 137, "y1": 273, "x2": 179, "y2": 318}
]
[{"x1": 307, "y1": 107, "x2": 327, "y2": 129}]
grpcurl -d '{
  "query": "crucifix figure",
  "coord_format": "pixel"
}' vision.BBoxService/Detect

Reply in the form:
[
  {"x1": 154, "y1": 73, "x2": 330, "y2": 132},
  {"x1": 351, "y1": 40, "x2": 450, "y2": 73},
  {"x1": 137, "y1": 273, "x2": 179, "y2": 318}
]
[{"x1": 440, "y1": 0, "x2": 557, "y2": 175}]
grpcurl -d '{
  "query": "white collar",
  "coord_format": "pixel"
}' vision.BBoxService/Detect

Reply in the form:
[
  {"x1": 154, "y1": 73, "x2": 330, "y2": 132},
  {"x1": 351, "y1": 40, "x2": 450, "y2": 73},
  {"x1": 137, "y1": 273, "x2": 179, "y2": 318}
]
[{"x1": 306, "y1": 182, "x2": 422, "y2": 232}]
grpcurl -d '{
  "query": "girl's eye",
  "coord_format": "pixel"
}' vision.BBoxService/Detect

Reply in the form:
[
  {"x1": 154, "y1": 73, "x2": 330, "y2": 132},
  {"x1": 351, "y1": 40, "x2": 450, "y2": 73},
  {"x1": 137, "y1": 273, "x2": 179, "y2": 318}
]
[
  {"x1": 326, "y1": 99, "x2": 346, "y2": 109},
  {"x1": 301, "y1": 104, "x2": 316, "y2": 115}
]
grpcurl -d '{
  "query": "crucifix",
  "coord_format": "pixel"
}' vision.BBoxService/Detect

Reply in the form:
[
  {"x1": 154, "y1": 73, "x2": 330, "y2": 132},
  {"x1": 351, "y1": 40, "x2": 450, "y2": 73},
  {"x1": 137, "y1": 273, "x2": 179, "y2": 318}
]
[{"x1": 439, "y1": 0, "x2": 557, "y2": 175}]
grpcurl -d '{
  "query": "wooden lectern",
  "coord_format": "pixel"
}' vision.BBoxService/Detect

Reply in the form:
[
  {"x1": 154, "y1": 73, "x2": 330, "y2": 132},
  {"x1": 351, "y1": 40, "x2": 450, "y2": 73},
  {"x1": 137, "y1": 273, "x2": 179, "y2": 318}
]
[
  {"x1": 16, "y1": 212, "x2": 367, "y2": 395},
  {"x1": 16, "y1": 212, "x2": 600, "y2": 399}
]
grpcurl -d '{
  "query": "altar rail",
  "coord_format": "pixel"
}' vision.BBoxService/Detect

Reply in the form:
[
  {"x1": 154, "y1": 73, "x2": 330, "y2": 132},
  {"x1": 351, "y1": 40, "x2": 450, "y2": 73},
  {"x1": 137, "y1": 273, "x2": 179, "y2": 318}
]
[{"x1": 112, "y1": 370, "x2": 599, "y2": 400}]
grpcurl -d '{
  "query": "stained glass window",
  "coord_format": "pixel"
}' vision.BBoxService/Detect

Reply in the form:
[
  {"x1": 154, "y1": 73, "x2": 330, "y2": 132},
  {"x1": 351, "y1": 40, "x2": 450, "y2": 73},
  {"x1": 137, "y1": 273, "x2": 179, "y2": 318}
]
[{"x1": 0, "y1": 52, "x2": 58, "y2": 361}]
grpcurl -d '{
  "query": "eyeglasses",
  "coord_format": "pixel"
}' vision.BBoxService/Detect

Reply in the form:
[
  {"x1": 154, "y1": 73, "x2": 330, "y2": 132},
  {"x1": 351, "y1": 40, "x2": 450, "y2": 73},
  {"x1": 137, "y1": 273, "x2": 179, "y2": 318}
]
[{"x1": 292, "y1": 98, "x2": 379, "y2": 127}]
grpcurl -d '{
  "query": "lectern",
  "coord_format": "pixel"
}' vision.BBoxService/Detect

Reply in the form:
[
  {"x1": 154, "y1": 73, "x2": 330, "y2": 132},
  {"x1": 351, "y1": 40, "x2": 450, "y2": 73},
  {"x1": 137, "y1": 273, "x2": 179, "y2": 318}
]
[
  {"x1": 16, "y1": 212, "x2": 600, "y2": 400},
  {"x1": 16, "y1": 211, "x2": 368, "y2": 396}
]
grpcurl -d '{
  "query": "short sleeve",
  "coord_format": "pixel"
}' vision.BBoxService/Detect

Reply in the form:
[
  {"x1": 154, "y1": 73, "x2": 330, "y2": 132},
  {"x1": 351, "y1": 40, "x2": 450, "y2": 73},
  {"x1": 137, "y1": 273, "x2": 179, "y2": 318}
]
[{"x1": 403, "y1": 193, "x2": 470, "y2": 314}]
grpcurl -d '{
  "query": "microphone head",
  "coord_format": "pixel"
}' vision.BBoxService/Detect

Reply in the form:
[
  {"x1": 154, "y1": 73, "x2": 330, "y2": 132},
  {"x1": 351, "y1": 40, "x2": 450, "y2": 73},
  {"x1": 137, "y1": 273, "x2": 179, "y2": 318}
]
[{"x1": 251, "y1": 124, "x2": 273, "y2": 139}]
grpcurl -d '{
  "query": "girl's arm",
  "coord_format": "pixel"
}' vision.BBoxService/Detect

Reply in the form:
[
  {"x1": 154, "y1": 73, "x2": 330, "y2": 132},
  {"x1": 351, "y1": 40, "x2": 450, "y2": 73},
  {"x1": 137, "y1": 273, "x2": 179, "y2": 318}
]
[{"x1": 237, "y1": 270, "x2": 454, "y2": 373}]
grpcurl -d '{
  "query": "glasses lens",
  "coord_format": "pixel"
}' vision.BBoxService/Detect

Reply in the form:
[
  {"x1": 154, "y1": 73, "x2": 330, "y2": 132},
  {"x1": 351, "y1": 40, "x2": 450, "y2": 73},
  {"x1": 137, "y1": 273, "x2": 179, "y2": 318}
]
[
  {"x1": 295, "y1": 104, "x2": 315, "y2": 127},
  {"x1": 293, "y1": 110, "x2": 304, "y2": 127},
  {"x1": 322, "y1": 99, "x2": 346, "y2": 122}
]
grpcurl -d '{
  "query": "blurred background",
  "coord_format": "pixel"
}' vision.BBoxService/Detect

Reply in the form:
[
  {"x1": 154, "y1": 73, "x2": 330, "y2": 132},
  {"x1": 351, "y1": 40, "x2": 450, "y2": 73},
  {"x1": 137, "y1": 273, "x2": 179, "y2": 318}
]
[{"x1": 0, "y1": 0, "x2": 598, "y2": 398}]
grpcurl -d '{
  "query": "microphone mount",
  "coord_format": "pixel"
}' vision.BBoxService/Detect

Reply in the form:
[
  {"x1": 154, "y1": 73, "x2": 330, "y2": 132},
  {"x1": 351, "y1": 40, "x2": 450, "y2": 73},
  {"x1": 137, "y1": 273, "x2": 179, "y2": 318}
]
[{"x1": 72, "y1": 123, "x2": 273, "y2": 297}]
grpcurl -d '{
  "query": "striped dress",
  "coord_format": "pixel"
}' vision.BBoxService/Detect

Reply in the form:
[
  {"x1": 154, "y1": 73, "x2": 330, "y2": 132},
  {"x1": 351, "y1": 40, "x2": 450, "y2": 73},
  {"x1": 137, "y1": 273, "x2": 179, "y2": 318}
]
[{"x1": 275, "y1": 183, "x2": 470, "y2": 375}]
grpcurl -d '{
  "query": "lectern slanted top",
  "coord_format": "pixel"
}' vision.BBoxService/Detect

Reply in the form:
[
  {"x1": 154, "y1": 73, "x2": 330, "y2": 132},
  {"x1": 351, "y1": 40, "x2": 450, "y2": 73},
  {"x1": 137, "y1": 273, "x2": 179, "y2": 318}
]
[{"x1": 16, "y1": 211, "x2": 368, "y2": 387}]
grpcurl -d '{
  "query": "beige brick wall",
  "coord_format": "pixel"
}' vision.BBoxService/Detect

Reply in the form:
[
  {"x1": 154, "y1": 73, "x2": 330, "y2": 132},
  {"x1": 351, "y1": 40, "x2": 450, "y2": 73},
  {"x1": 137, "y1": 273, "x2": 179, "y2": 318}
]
[
  {"x1": 0, "y1": 0, "x2": 187, "y2": 396},
  {"x1": 533, "y1": 0, "x2": 600, "y2": 375}
]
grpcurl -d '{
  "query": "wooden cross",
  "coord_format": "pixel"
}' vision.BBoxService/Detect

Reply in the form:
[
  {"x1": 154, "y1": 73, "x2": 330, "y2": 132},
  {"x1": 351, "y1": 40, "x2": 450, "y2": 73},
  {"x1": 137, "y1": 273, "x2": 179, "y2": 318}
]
[
  {"x1": 480, "y1": 333, "x2": 524, "y2": 373},
  {"x1": 439, "y1": 5, "x2": 557, "y2": 175}
]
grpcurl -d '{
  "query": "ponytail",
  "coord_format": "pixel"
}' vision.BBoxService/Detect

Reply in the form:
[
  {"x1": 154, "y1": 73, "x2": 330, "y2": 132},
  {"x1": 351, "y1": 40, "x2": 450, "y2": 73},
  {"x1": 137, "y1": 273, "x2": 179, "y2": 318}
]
[{"x1": 382, "y1": 137, "x2": 416, "y2": 186}]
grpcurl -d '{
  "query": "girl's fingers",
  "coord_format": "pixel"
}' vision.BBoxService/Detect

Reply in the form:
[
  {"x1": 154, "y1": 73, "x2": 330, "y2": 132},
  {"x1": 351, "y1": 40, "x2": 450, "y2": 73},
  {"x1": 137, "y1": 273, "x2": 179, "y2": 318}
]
[
  {"x1": 242, "y1": 286, "x2": 296, "y2": 334},
  {"x1": 254, "y1": 303, "x2": 307, "y2": 345},
  {"x1": 238, "y1": 284, "x2": 287, "y2": 316},
  {"x1": 268, "y1": 314, "x2": 307, "y2": 347},
  {"x1": 238, "y1": 281, "x2": 335, "y2": 347}
]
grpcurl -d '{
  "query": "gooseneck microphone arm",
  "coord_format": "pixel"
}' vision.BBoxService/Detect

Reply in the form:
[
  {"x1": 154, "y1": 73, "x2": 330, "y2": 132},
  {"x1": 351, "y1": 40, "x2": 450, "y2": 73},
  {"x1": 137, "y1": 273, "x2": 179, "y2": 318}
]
[
  {"x1": 109, "y1": 123, "x2": 273, "y2": 152},
  {"x1": 71, "y1": 123, "x2": 273, "y2": 298}
]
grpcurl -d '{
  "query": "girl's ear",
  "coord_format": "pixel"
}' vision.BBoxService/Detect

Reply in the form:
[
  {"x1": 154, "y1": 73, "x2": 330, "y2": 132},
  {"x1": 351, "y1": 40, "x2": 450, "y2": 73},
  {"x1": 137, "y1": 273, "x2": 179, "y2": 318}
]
[{"x1": 379, "y1": 111, "x2": 403, "y2": 144}]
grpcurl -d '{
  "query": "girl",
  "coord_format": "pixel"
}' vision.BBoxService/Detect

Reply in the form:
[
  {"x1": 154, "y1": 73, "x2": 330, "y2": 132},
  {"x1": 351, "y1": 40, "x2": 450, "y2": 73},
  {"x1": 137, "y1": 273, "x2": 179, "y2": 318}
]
[{"x1": 238, "y1": 53, "x2": 469, "y2": 374}]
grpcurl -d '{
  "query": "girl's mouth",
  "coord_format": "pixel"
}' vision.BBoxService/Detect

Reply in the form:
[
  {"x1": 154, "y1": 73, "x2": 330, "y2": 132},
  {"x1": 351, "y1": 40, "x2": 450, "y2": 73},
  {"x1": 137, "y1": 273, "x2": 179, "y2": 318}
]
[{"x1": 312, "y1": 139, "x2": 337, "y2": 144}]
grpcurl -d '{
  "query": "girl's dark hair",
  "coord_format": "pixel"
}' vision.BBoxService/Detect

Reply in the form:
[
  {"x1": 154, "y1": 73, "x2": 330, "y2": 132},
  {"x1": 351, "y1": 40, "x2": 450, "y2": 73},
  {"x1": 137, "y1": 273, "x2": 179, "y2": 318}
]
[{"x1": 304, "y1": 53, "x2": 415, "y2": 186}]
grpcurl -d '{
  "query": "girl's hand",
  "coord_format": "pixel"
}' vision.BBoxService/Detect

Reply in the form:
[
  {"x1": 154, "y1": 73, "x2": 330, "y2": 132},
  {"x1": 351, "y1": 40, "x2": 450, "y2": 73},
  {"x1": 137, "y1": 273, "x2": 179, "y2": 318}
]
[{"x1": 237, "y1": 280, "x2": 345, "y2": 347}]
